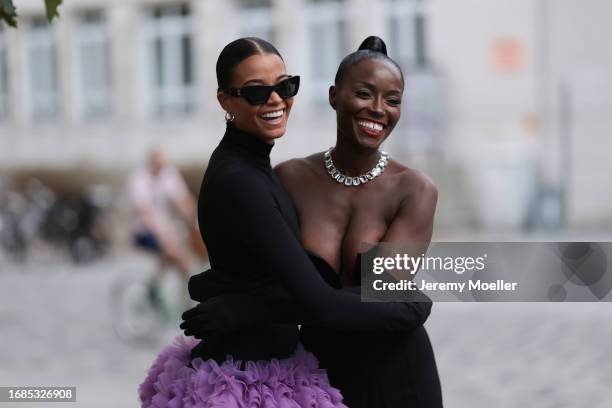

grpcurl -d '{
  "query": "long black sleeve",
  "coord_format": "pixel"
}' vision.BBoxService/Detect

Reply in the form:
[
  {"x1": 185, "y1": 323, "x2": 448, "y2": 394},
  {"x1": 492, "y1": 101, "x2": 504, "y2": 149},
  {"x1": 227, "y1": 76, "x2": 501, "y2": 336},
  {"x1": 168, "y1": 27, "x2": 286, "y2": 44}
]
[
  {"x1": 200, "y1": 163, "x2": 431, "y2": 332},
  {"x1": 189, "y1": 270, "x2": 432, "y2": 332}
]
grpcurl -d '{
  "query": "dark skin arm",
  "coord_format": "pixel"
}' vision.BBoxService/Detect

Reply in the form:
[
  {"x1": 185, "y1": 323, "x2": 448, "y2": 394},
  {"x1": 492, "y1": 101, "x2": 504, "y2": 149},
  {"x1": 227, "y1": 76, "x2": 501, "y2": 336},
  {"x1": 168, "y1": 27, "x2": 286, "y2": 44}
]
[{"x1": 369, "y1": 168, "x2": 438, "y2": 281}]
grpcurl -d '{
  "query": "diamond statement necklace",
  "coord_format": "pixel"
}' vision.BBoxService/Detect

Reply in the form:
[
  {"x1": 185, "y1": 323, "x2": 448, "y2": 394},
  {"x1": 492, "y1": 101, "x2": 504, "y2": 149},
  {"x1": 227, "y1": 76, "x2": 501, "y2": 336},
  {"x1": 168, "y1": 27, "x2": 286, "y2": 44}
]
[{"x1": 324, "y1": 147, "x2": 389, "y2": 187}]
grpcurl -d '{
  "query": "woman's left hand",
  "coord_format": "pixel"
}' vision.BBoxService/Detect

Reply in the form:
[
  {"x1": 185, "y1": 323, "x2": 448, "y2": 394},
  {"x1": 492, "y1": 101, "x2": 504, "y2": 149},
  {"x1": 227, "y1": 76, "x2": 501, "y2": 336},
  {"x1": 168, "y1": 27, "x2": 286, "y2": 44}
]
[{"x1": 180, "y1": 294, "x2": 269, "y2": 339}]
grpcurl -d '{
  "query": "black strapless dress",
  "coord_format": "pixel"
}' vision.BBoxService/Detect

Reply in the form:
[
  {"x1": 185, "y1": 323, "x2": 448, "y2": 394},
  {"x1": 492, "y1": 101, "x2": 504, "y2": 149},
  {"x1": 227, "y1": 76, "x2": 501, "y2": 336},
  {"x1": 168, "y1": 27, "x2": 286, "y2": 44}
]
[{"x1": 301, "y1": 252, "x2": 443, "y2": 408}]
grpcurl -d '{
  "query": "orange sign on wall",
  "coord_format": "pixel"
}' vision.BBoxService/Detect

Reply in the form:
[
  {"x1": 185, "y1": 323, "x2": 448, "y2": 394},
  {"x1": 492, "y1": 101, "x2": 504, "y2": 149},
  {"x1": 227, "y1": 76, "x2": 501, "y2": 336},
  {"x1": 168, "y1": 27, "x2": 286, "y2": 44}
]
[{"x1": 491, "y1": 38, "x2": 525, "y2": 73}]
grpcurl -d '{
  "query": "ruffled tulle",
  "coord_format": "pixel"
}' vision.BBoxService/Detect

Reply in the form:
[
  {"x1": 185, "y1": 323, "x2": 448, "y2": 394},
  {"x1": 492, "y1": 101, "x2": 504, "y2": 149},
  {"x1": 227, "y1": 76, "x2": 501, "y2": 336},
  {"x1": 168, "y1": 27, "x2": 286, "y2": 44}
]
[{"x1": 139, "y1": 335, "x2": 347, "y2": 408}]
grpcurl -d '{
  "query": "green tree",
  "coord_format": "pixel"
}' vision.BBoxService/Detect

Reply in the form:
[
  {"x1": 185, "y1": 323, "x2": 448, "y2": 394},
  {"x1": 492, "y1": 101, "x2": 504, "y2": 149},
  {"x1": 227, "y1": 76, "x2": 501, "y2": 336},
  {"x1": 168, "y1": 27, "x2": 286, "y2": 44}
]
[{"x1": 1, "y1": 0, "x2": 63, "y2": 27}]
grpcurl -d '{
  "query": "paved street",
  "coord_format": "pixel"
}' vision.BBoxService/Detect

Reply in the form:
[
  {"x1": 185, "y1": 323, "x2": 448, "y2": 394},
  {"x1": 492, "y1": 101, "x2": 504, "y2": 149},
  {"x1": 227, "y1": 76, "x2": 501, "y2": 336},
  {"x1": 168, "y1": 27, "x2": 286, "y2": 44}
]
[{"x1": 0, "y1": 254, "x2": 611, "y2": 407}]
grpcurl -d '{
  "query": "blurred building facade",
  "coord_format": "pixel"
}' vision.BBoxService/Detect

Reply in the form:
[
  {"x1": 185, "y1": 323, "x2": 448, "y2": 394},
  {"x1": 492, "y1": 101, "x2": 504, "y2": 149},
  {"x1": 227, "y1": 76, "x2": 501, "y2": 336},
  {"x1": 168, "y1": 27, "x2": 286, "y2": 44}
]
[{"x1": 0, "y1": 0, "x2": 611, "y2": 232}]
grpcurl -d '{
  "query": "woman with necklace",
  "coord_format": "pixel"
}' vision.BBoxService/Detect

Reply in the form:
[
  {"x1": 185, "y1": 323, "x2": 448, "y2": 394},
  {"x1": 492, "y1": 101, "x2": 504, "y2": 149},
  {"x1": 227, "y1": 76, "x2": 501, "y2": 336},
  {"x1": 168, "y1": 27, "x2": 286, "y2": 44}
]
[
  {"x1": 184, "y1": 36, "x2": 443, "y2": 407},
  {"x1": 293, "y1": 35, "x2": 443, "y2": 406},
  {"x1": 139, "y1": 36, "x2": 435, "y2": 407}
]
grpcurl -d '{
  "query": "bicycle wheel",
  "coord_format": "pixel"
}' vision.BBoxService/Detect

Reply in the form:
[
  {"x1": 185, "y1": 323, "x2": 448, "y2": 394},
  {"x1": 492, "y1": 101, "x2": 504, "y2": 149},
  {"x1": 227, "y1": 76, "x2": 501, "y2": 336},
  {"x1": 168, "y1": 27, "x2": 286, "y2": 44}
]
[{"x1": 109, "y1": 275, "x2": 165, "y2": 346}]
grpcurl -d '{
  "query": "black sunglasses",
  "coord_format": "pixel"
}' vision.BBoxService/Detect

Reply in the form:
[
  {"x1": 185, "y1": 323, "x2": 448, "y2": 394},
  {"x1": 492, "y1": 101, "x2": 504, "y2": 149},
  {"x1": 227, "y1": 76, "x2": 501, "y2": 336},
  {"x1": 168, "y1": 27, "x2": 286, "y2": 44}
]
[{"x1": 229, "y1": 76, "x2": 300, "y2": 105}]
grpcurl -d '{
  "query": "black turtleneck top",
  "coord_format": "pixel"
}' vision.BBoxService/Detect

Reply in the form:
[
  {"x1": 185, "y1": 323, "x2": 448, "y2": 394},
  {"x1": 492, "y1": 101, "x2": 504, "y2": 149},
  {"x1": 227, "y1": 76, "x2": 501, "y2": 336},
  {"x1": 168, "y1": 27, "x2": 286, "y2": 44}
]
[{"x1": 191, "y1": 124, "x2": 430, "y2": 363}]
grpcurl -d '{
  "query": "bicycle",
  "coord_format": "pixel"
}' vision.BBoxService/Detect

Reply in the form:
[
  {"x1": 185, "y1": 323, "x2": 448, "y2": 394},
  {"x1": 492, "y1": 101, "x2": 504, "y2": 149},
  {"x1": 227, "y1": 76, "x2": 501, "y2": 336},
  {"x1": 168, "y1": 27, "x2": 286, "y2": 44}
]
[{"x1": 109, "y1": 264, "x2": 190, "y2": 347}]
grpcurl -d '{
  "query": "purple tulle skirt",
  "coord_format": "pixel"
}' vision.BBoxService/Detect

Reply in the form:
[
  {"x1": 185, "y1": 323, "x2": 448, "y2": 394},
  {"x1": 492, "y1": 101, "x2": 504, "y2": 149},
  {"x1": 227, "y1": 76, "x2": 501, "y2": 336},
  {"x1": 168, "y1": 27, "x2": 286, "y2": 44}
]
[{"x1": 139, "y1": 335, "x2": 348, "y2": 408}]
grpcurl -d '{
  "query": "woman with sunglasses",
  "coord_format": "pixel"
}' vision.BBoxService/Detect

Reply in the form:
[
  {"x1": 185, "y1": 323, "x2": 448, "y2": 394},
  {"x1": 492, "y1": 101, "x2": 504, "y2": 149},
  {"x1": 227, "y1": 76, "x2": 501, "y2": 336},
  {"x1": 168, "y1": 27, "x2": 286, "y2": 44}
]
[
  {"x1": 139, "y1": 37, "x2": 432, "y2": 408},
  {"x1": 181, "y1": 36, "x2": 443, "y2": 407}
]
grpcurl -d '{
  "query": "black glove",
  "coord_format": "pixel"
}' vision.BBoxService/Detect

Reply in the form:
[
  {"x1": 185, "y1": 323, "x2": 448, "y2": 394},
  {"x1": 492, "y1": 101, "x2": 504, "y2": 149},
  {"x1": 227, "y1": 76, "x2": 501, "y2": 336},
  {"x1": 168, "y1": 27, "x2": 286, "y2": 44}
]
[{"x1": 180, "y1": 294, "x2": 273, "y2": 339}]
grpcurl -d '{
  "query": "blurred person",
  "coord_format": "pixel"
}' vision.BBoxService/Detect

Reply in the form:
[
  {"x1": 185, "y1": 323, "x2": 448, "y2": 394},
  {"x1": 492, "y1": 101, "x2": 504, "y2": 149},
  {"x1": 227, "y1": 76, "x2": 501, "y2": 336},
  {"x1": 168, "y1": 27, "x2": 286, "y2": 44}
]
[
  {"x1": 139, "y1": 37, "x2": 430, "y2": 407},
  {"x1": 183, "y1": 36, "x2": 442, "y2": 407},
  {"x1": 127, "y1": 148, "x2": 199, "y2": 306}
]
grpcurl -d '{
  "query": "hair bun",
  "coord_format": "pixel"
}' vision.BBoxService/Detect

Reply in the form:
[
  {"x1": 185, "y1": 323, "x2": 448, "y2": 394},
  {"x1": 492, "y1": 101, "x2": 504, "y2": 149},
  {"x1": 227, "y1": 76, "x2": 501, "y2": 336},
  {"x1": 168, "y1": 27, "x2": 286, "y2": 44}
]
[{"x1": 358, "y1": 36, "x2": 387, "y2": 56}]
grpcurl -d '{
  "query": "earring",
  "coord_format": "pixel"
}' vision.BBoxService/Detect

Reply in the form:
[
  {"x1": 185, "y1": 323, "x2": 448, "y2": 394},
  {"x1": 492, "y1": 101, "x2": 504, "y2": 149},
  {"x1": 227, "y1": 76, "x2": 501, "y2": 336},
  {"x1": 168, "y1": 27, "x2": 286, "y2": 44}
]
[{"x1": 224, "y1": 112, "x2": 235, "y2": 123}]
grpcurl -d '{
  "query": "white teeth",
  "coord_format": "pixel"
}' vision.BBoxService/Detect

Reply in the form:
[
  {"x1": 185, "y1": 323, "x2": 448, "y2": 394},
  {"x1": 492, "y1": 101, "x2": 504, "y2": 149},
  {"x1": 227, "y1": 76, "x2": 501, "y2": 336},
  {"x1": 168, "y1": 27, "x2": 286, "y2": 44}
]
[
  {"x1": 358, "y1": 120, "x2": 384, "y2": 131},
  {"x1": 261, "y1": 110, "x2": 283, "y2": 119}
]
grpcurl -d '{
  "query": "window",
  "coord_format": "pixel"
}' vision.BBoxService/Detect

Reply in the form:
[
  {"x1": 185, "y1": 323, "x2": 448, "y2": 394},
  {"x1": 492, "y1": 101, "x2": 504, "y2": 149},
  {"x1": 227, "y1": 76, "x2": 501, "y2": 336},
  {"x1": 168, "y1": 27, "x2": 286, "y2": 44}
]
[
  {"x1": 385, "y1": 0, "x2": 428, "y2": 69},
  {"x1": 239, "y1": 0, "x2": 274, "y2": 42},
  {"x1": 0, "y1": 27, "x2": 8, "y2": 120},
  {"x1": 307, "y1": 0, "x2": 347, "y2": 104},
  {"x1": 29, "y1": 18, "x2": 60, "y2": 120},
  {"x1": 145, "y1": 4, "x2": 194, "y2": 117},
  {"x1": 78, "y1": 11, "x2": 111, "y2": 119}
]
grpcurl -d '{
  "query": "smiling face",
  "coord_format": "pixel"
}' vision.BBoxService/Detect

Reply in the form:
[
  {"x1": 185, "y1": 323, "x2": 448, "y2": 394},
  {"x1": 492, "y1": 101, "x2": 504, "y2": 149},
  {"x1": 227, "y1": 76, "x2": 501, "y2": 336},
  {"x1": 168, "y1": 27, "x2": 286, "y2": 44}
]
[
  {"x1": 330, "y1": 58, "x2": 403, "y2": 150},
  {"x1": 217, "y1": 53, "x2": 294, "y2": 144}
]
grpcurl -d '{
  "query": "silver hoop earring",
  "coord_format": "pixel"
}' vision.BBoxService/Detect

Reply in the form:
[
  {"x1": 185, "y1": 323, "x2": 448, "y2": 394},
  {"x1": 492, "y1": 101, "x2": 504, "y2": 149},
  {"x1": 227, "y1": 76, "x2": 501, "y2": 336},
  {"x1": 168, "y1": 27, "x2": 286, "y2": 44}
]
[{"x1": 224, "y1": 112, "x2": 235, "y2": 123}]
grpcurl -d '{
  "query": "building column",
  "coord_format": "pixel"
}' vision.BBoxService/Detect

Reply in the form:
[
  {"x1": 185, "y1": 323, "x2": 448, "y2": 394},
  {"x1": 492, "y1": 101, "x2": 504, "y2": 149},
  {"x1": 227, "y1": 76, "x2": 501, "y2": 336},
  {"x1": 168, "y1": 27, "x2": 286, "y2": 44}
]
[
  {"x1": 195, "y1": 0, "x2": 239, "y2": 119},
  {"x1": 108, "y1": 2, "x2": 140, "y2": 123},
  {"x1": 272, "y1": 0, "x2": 310, "y2": 108},
  {"x1": 272, "y1": 0, "x2": 307, "y2": 67}
]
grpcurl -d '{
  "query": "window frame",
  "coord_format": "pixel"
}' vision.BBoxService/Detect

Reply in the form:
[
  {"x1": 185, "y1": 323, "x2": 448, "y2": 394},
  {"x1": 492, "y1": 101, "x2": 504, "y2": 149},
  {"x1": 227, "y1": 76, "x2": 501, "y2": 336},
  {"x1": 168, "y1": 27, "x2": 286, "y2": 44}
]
[
  {"x1": 143, "y1": 3, "x2": 195, "y2": 118},
  {"x1": 239, "y1": 1, "x2": 274, "y2": 43},
  {"x1": 28, "y1": 18, "x2": 61, "y2": 121},
  {"x1": 77, "y1": 10, "x2": 112, "y2": 120},
  {"x1": 384, "y1": 0, "x2": 428, "y2": 69},
  {"x1": 306, "y1": 0, "x2": 347, "y2": 105}
]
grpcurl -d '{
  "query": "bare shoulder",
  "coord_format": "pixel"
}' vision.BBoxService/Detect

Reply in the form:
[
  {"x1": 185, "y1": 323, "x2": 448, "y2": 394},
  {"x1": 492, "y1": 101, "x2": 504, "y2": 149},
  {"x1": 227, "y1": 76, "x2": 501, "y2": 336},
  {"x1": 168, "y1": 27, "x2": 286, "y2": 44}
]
[
  {"x1": 274, "y1": 152, "x2": 326, "y2": 182},
  {"x1": 389, "y1": 161, "x2": 438, "y2": 204},
  {"x1": 274, "y1": 158, "x2": 303, "y2": 179}
]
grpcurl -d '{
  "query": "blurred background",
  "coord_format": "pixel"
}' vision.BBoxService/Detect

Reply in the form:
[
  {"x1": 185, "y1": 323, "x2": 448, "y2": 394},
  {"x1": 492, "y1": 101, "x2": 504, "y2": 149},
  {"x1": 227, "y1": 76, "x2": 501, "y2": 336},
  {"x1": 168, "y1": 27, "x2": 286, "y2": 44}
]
[{"x1": 0, "y1": 0, "x2": 611, "y2": 407}]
